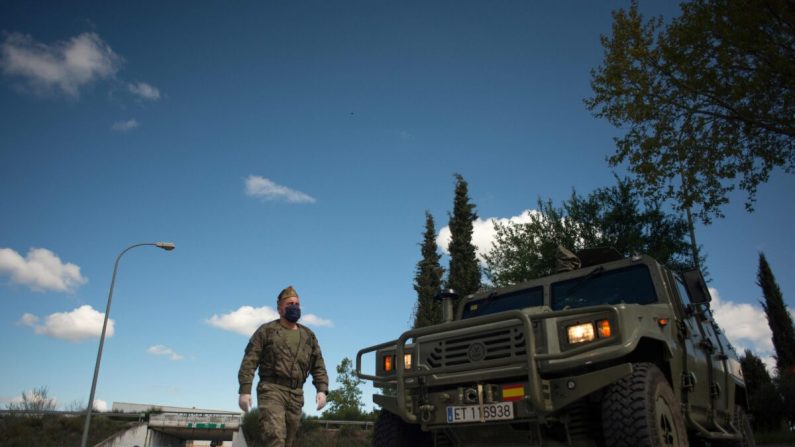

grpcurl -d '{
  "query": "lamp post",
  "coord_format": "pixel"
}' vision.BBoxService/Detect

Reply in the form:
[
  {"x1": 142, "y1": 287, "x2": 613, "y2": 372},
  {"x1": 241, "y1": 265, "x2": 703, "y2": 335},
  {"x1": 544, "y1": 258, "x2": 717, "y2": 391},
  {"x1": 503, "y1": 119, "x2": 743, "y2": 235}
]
[{"x1": 80, "y1": 242, "x2": 175, "y2": 447}]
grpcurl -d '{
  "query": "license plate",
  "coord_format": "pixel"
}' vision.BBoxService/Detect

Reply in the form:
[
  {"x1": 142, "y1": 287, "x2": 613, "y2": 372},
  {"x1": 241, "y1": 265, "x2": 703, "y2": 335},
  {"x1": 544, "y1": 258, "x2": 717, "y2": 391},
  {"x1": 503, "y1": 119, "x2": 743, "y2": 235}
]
[{"x1": 446, "y1": 402, "x2": 514, "y2": 423}]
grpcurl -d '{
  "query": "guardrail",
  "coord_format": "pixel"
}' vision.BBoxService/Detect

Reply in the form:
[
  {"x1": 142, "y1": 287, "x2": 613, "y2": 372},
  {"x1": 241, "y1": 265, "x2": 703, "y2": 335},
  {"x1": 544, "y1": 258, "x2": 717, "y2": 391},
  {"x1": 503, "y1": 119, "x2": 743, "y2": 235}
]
[
  {"x1": 304, "y1": 419, "x2": 373, "y2": 430},
  {"x1": 149, "y1": 413, "x2": 241, "y2": 429},
  {"x1": 0, "y1": 410, "x2": 145, "y2": 420}
]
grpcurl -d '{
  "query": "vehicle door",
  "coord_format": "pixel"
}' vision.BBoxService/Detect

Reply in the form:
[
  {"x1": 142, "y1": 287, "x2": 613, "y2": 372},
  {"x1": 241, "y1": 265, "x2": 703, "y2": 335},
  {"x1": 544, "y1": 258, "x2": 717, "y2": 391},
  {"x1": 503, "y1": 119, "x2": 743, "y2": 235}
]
[
  {"x1": 671, "y1": 273, "x2": 712, "y2": 426},
  {"x1": 698, "y1": 305, "x2": 732, "y2": 423}
]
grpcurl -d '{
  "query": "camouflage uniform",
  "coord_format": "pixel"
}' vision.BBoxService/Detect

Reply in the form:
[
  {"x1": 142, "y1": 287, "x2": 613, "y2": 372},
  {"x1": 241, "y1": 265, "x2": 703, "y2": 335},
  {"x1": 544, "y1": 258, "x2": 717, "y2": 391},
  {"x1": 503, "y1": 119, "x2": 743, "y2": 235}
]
[{"x1": 238, "y1": 319, "x2": 328, "y2": 447}]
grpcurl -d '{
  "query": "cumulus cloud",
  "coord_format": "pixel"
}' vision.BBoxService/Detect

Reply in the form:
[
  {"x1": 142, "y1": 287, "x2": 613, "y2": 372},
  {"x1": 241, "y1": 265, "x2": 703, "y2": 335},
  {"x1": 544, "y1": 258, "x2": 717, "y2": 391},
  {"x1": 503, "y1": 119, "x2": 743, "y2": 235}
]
[
  {"x1": 111, "y1": 118, "x2": 139, "y2": 132},
  {"x1": 93, "y1": 399, "x2": 108, "y2": 412},
  {"x1": 128, "y1": 81, "x2": 160, "y2": 100},
  {"x1": 0, "y1": 32, "x2": 121, "y2": 97},
  {"x1": 300, "y1": 314, "x2": 334, "y2": 327},
  {"x1": 244, "y1": 175, "x2": 316, "y2": 204},
  {"x1": 20, "y1": 305, "x2": 114, "y2": 342},
  {"x1": 147, "y1": 345, "x2": 184, "y2": 361},
  {"x1": 0, "y1": 247, "x2": 87, "y2": 293},
  {"x1": 207, "y1": 305, "x2": 333, "y2": 335},
  {"x1": 709, "y1": 288, "x2": 777, "y2": 373},
  {"x1": 437, "y1": 210, "x2": 537, "y2": 261}
]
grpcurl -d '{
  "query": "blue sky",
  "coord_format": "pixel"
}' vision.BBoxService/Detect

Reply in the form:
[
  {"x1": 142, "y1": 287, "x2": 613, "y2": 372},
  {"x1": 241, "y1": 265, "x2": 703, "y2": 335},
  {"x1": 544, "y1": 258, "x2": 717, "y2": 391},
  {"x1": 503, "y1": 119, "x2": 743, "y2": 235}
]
[{"x1": 1, "y1": 1, "x2": 793, "y2": 416}]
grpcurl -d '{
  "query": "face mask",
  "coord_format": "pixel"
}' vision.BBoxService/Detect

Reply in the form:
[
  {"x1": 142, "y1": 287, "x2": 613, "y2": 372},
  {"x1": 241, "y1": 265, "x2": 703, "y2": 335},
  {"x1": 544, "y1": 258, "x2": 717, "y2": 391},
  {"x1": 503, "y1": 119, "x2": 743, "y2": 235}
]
[{"x1": 284, "y1": 304, "x2": 301, "y2": 323}]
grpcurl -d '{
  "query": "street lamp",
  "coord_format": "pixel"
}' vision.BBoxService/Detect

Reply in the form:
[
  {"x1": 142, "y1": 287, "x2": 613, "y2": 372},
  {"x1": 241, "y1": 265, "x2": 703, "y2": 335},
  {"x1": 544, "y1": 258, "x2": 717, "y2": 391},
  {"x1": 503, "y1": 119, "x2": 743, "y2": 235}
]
[{"x1": 80, "y1": 242, "x2": 175, "y2": 447}]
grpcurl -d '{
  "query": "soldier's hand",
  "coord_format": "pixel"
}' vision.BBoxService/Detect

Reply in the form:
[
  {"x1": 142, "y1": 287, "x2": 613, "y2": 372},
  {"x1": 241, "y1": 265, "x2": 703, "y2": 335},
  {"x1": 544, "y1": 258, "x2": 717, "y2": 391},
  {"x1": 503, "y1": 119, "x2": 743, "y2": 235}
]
[
  {"x1": 316, "y1": 392, "x2": 327, "y2": 411},
  {"x1": 239, "y1": 394, "x2": 252, "y2": 412}
]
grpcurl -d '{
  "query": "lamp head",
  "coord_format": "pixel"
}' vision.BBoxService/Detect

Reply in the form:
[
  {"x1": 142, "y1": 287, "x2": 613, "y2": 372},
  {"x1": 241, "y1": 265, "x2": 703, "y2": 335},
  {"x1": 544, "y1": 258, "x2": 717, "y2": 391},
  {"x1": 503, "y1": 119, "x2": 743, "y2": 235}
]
[{"x1": 155, "y1": 242, "x2": 176, "y2": 251}]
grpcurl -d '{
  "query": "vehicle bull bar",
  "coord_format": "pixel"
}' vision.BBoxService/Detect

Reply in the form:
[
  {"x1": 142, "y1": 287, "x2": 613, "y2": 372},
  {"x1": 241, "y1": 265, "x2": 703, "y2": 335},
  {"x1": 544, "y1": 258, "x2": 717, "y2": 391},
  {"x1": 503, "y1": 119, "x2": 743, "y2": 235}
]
[{"x1": 356, "y1": 306, "x2": 621, "y2": 423}]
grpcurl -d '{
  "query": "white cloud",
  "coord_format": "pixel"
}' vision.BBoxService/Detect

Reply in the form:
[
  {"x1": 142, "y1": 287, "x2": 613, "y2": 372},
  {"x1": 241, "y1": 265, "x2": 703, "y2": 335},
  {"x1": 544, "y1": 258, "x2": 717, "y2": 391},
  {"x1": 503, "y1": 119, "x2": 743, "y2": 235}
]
[
  {"x1": 147, "y1": 345, "x2": 184, "y2": 361},
  {"x1": 111, "y1": 118, "x2": 139, "y2": 132},
  {"x1": 20, "y1": 305, "x2": 114, "y2": 342},
  {"x1": 300, "y1": 314, "x2": 334, "y2": 328},
  {"x1": 206, "y1": 305, "x2": 333, "y2": 335},
  {"x1": 128, "y1": 81, "x2": 160, "y2": 100},
  {"x1": 709, "y1": 288, "x2": 776, "y2": 373},
  {"x1": 0, "y1": 247, "x2": 87, "y2": 293},
  {"x1": 244, "y1": 175, "x2": 316, "y2": 204},
  {"x1": 0, "y1": 32, "x2": 121, "y2": 97},
  {"x1": 437, "y1": 210, "x2": 538, "y2": 261},
  {"x1": 93, "y1": 399, "x2": 108, "y2": 412}
]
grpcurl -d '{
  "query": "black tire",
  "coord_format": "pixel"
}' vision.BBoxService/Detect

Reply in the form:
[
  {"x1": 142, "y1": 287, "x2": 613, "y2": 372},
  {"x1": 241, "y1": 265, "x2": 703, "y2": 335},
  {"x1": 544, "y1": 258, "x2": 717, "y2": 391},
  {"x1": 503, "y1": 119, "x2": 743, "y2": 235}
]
[
  {"x1": 601, "y1": 363, "x2": 689, "y2": 447},
  {"x1": 372, "y1": 410, "x2": 433, "y2": 447},
  {"x1": 719, "y1": 406, "x2": 755, "y2": 447}
]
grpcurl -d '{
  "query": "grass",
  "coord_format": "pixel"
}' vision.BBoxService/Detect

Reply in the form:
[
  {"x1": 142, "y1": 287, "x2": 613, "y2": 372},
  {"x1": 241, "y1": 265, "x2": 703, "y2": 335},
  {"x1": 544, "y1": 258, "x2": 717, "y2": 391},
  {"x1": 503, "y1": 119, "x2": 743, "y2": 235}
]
[
  {"x1": 0, "y1": 414, "x2": 135, "y2": 447},
  {"x1": 755, "y1": 429, "x2": 795, "y2": 445}
]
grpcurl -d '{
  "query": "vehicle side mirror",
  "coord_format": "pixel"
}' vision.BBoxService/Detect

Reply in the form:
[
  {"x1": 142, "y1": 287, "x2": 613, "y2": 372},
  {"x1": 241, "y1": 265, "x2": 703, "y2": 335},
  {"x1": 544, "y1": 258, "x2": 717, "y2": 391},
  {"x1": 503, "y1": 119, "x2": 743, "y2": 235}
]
[
  {"x1": 435, "y1": 289, "x2": 459, "y2": 323},
  {"x1": 682, "y1": 270, "x2": 711, "y2": 304}
]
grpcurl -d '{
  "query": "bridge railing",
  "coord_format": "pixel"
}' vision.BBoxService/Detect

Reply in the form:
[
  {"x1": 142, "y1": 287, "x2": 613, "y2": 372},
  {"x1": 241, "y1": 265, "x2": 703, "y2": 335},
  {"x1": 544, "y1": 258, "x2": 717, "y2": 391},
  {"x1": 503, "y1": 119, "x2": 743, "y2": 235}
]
[
  {"x1": 304, "y1": 419, "x2": 373, "y2": 430},
  {"x1": 149, "y1": 413, "x2": 241, "y2": 429}
]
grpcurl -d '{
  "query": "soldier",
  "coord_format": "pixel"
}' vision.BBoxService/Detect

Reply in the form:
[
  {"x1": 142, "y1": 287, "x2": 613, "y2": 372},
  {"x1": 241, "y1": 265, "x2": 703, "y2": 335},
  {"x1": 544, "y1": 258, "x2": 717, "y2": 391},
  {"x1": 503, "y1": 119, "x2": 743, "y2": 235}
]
[{"x1": 238, "y1": 285, "x2": 329, "y2": 447}]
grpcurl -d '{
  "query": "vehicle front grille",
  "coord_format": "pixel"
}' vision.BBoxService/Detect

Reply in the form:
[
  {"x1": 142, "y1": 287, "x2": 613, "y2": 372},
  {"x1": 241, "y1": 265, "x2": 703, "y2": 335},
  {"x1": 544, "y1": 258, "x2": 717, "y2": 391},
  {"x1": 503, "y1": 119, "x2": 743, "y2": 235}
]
[{"x1": 424, "y1": 326, "x2": 528, "y2": 369}]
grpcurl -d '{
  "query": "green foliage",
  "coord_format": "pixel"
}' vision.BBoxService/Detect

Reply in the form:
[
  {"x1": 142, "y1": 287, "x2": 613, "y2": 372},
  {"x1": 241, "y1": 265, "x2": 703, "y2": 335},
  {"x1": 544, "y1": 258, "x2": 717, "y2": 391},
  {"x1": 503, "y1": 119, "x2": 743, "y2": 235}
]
[
  {"x1": 323, "y1": 357, "x2": 366, "y2": 420},
  {"x1": 242, "y1": 409, "x2": 371, "y2": 447},
  {"x1": 776, "y1": 372, "x2": 795, "y2": 428},
  {"x1": 413, "y1": 211, "x2": 444, "y2": 328},
  {"x1": 586, "y1": 0, "x2": 795, "y2": 224},
  {"x1": 484, "y1": 179, "x2": 695, "y2": 286},
  {"x1": 5, "y1": 386, "x2": 57, "y2": 414},
  {"x1": 0, "y1": 414, "x2": 132, "y2": 447},
  {"x1": 740, "y1": 349, "x2": 785, "y2": 431},
  {"x1": 758, "y1": 253, "x2": 795, "y2": 374},
  {"x1": 446, "y1": 174, "x2": 481, "y2": 301}
]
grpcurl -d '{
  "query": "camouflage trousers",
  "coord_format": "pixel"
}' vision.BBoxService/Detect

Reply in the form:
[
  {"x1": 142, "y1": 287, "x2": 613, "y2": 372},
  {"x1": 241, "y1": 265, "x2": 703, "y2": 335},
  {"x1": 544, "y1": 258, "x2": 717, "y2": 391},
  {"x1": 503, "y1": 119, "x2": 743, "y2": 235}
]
[{"x1": 257, "y1": 382, "x2": 304, "y2": 447}]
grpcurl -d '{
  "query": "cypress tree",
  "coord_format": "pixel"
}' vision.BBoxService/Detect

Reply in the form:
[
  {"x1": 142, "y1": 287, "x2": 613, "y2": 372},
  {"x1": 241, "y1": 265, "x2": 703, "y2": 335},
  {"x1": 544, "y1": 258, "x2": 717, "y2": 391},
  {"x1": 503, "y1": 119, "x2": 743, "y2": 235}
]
[
  {"x1": 740, "y1": 349, "x2": 784, "y2": 431},
  {"x1": 446, "y1": 174, "x2": 481, "y2": 303},
  {"x1": 413, "y1": 212, "x2": 444, "y2": 328},
  {"x1": 758, "y1": 253, "x2": 795, "y2": 374}
]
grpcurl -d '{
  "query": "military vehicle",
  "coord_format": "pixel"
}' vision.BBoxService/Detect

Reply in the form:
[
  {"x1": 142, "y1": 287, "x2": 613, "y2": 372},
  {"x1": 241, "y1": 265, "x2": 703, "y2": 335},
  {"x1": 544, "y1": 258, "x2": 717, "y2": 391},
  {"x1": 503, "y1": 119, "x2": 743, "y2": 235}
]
[{"x1": 356, "y1": 248, "x2": 754, "y2": 446}]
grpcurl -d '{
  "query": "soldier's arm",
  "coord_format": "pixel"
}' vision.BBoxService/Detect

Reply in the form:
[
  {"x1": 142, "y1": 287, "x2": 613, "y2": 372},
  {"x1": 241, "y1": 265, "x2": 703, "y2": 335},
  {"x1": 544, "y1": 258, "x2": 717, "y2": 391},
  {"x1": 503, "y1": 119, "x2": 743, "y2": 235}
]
[
  {"x1": 309, "y1": 336, "x2": 329, "y2": 393},
  {"x1": 238, "y1": 328, "x2": 264, "y2": 394}
]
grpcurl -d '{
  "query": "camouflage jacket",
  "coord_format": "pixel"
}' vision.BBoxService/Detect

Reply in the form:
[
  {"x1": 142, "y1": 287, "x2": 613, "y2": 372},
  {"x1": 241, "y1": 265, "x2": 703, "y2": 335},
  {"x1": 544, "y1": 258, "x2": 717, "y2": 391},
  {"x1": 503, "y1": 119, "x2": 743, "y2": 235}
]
[{"x1": 238, "y1": 320, "x2": 329, "y2": 395}]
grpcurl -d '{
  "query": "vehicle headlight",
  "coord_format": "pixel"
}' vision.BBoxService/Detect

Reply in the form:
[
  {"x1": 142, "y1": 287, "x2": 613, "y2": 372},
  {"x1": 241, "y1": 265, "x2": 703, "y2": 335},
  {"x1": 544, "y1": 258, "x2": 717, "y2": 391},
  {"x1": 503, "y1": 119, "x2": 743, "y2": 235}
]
[
  {"x1": 383, "y1": 354, "x2": 394, "y2": 373},
  {"x1": 567, "y1": 323, "x2": 595, "y2": 344},
  {"x1": 404, "y1": 353, "x2": 413, "y2": 370}
]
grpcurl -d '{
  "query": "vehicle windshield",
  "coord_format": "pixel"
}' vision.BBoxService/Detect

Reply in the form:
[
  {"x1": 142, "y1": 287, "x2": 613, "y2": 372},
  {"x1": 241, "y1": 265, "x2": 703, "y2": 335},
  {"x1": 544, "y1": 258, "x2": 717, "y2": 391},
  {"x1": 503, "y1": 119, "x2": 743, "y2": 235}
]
[
  {"x1": 462, "y1": 286, "x2": 543, "y2": 319},
  {"x1": 551, "y1": 264, "x2": 656, "y2": 310}
]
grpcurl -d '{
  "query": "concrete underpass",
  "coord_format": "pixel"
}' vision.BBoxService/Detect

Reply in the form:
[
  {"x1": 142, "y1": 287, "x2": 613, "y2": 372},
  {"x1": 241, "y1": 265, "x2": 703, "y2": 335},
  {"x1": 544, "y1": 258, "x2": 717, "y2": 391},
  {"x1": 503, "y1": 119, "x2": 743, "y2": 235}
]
[{"x1": 96, "y1": 413, "x2": 247, "y2": 447}]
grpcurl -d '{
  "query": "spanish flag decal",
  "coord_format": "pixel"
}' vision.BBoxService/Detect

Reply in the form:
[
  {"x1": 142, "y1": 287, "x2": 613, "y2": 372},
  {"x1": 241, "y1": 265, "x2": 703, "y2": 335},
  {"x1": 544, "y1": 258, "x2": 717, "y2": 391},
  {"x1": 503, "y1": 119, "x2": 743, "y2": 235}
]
[{"x1": 502, "y1": 384, "x2": 524, "y2": 402}]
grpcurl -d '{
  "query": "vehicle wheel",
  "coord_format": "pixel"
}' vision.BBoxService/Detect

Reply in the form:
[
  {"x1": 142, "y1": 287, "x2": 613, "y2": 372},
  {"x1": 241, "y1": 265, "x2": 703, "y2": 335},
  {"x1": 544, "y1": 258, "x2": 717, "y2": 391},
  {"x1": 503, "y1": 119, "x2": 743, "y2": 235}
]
[
  {"x1": 601, "y1": 362, "x2": 689, "y2": 447},
  {"x1": 718, "y1": 406, "x2": 755, "y2": 447},
  {"x1": 372, "y1": 410, "x2": 432, "y2": 447}
]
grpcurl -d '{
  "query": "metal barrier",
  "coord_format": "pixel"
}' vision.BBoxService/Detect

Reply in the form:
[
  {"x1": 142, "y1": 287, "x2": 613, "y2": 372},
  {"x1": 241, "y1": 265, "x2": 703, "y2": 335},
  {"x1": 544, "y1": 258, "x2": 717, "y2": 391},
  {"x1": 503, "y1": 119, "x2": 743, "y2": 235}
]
[
  {"x1": 304, "y1": 419, "x2": 373, "y2": 430},
  {"x1": 149, "y1": 413, "x2": 241, "y2": 429},
  {"x1": 0, "y1": 410, "x2": 144, "y2": 420}
]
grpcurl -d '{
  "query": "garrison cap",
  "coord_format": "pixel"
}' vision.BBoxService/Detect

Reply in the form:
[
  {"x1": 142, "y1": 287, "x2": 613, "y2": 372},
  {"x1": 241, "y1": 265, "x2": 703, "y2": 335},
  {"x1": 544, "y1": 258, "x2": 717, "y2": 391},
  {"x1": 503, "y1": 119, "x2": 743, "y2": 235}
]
[{"x1": 278, "y1": 285, "x2": 299, "y2": 302}]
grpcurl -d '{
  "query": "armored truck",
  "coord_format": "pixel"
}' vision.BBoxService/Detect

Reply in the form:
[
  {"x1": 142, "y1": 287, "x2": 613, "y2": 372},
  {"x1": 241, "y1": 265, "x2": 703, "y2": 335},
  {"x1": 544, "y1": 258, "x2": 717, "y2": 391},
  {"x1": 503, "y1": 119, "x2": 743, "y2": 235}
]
[{"x1": 356, "y1": 249, "x2": 754, "y2": 447}]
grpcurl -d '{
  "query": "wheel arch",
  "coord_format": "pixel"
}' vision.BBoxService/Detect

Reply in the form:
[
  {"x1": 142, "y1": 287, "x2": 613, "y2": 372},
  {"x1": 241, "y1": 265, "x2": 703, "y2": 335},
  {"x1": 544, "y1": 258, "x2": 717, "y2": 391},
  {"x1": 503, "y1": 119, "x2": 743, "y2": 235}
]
[{"x1": 626, "y1": 337, "x2": 675, "y2": 386}]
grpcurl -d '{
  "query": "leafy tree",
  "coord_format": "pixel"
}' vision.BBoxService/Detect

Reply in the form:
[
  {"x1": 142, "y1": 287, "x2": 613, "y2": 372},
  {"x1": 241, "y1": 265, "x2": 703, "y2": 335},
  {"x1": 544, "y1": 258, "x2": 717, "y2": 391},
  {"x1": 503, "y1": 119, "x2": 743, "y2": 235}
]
[
  {"x1": 6, "y1": 386, "x2": 57, "y2": 414},
  {"x1": 586, "y1": 0, "x2": 795, "y2": 224},
  {"x1": 740, "y1": 349, "x2": 784, "y2": 431},
  {"x1": 446, "y1": 174, "x2": 481, "y2": 302},
  {"x1": 484, "y1": 180, "x2": 695, "y2": 286},
  {"x1": 758, "y1": 252, "x2": 795, "y2": 374},
  {"x1": 323, "y1": 358, "x2": 365, "y2": 420},
  {"x1": 413, "y1": 212, "x2": 444, "y2": 328},
  {"x1": 484, "y1": 199, "x2": 580, "y2": 287}
]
